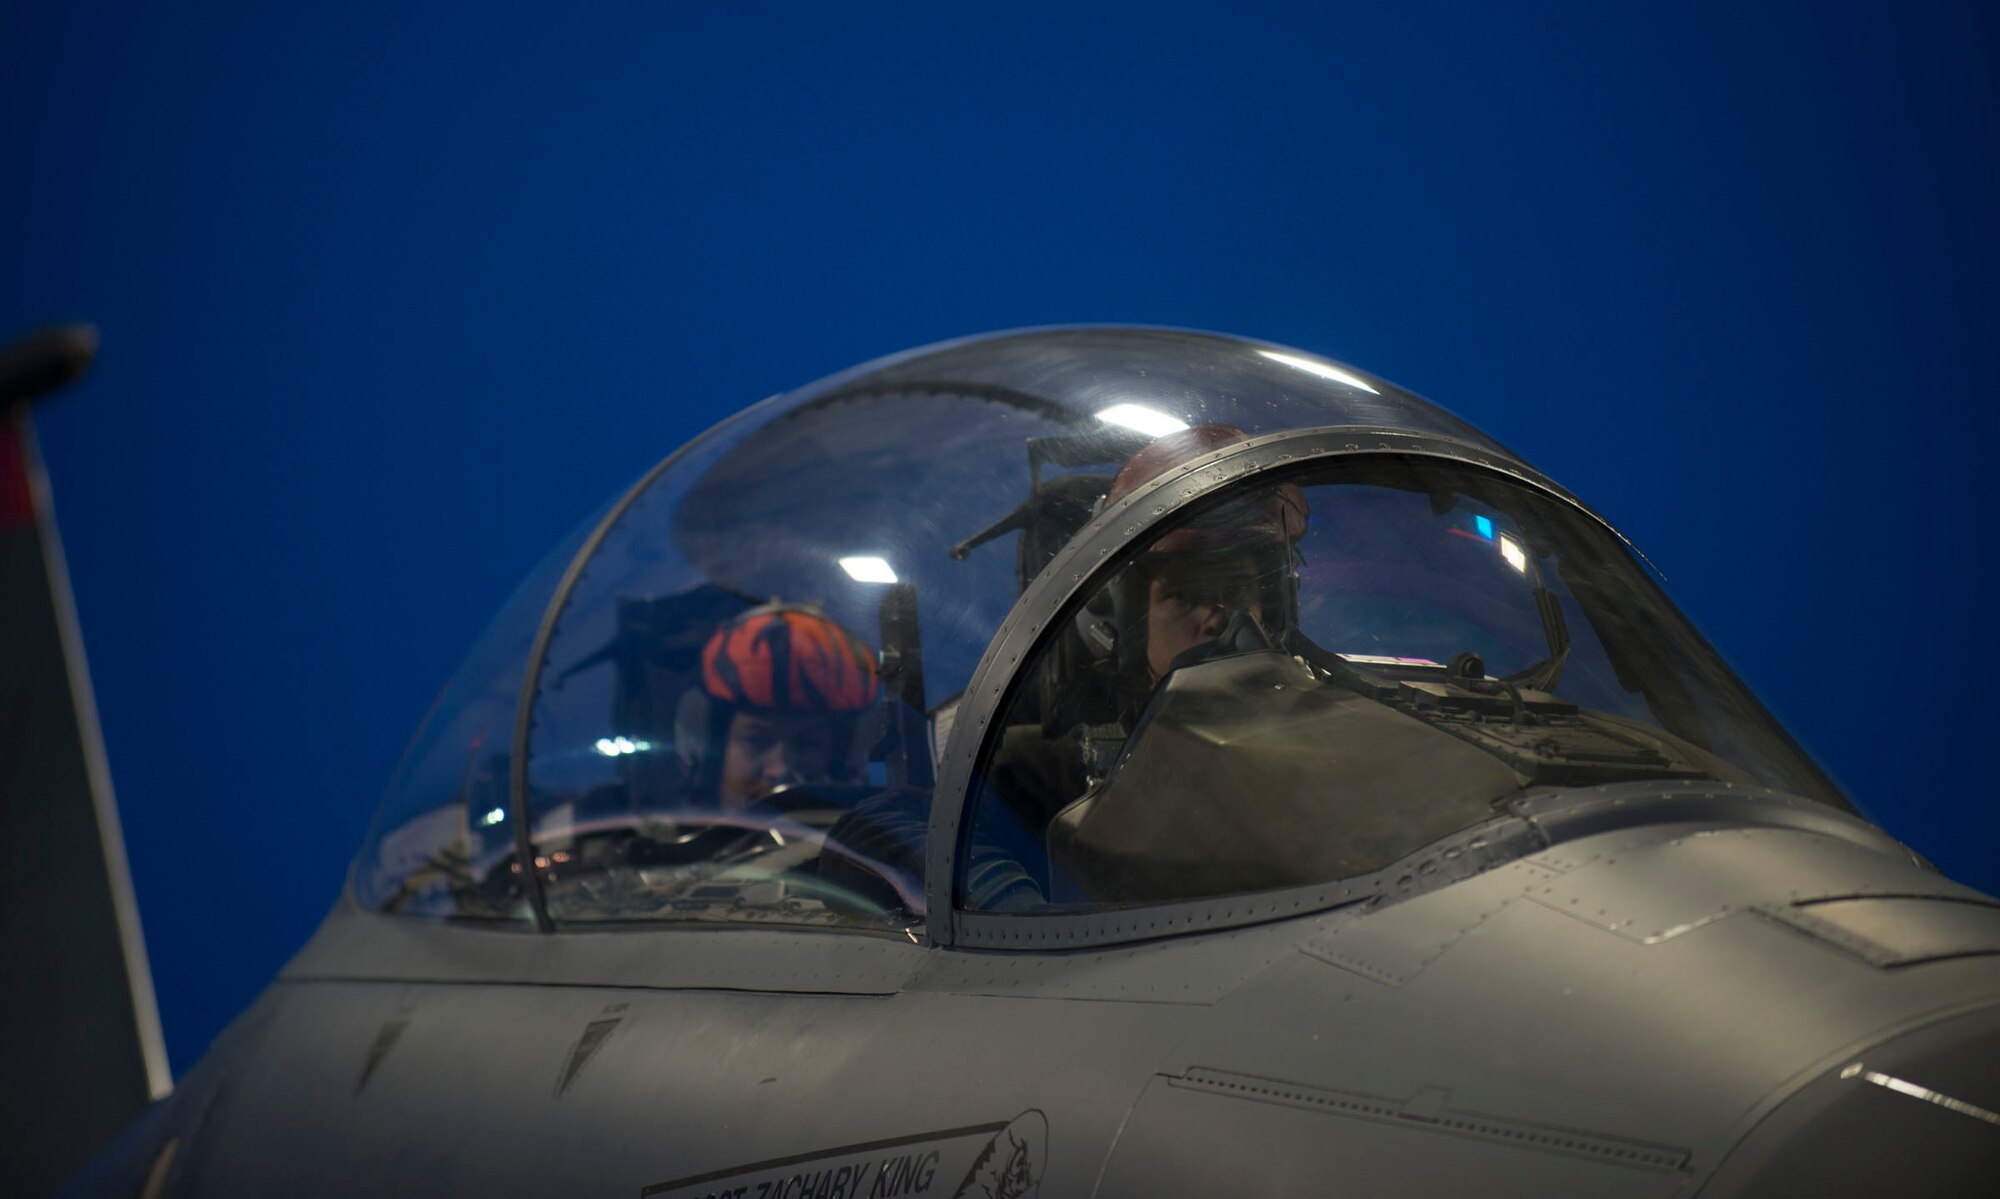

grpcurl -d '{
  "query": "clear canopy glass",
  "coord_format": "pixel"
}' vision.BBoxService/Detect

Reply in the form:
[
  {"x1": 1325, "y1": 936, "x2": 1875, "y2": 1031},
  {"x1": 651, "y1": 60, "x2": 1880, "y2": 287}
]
[{"x1": 351, "y1": 327, "x2": 1846, "y2": 932}]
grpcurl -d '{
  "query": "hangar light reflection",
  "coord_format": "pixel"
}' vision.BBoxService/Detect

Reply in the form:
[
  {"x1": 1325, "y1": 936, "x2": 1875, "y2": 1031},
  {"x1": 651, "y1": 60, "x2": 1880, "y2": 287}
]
[
  {"x1": 1256, "y1": 348, "x2": 1380, "y2": 395},
  {"x1": 839, "y1": 556, "x2": 899, "y2": 584},
  {"x1": 1095, "y1": 404, "x2": 1189, "y2": 437}
]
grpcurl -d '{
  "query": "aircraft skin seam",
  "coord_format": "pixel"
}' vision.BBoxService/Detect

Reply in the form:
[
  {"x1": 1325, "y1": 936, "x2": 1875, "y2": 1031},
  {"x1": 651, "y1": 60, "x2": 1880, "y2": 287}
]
[
  {"x1": 1298, "y1": 889, "x2": 1524, "y2": 986},
  {"x1": 1166, "y1": 1067, "x2": 1691, "y2": 1173},
  {"x1": 1753, "y1": 901, "x2": 2000, "y2": 969}
]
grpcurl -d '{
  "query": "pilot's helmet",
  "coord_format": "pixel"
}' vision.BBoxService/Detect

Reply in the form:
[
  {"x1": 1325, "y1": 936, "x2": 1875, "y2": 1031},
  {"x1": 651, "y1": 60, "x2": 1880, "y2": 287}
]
[
  {"x1": 674, "y1": 603, "x2": 881, "y2": 809},
  {"x1": 1077, "y1": 424, "x2": 1309, "y2": 684}
]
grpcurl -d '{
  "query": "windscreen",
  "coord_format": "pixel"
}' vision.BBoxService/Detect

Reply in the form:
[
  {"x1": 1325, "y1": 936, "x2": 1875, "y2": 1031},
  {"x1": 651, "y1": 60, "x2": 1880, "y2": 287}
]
[{"x1": 960, "y1": 454, "x2": 1847, "y2": 912}]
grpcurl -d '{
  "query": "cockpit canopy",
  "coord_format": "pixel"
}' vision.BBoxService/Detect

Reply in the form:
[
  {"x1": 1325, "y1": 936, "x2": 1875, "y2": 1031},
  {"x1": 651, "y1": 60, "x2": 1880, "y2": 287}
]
[{"x1": 354, "y1": 328, "x2": 1847, "y2": 937}]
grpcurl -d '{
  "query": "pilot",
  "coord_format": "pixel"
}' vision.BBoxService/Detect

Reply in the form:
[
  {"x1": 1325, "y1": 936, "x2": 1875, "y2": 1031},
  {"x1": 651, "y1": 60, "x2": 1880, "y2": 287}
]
[
  {"x1": 672, "y1": 602, "x2": 978, "y2": 918},
  {"x1": 674, "y1": 602, "x2": 882, "y2": 811},
  {"x1": 981, "y1": 425, "x2": 1309, "y2": 870},
  {"x1": 1075, "y1": 423, "x2": 1307, "y2": 714}
]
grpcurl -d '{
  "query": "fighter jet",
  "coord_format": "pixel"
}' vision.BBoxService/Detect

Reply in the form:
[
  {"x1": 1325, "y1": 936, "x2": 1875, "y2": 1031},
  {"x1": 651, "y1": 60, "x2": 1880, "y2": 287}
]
[{"x1": 53, "y1": 327, "x2": 2000, "y2": 1195}]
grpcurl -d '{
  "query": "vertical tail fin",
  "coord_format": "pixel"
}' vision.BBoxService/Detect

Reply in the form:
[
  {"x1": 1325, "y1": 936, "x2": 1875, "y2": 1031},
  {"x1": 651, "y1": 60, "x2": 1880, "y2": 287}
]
[{"x1": 2, "y1": 326, "x2": 171, "y2": 1196}]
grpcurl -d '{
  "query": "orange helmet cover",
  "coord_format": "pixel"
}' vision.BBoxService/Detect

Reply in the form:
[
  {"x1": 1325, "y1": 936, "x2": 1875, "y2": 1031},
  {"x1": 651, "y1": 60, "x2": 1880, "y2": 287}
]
[{"x1": 700, "y1": 606, "x2": 880, "y2": 711}]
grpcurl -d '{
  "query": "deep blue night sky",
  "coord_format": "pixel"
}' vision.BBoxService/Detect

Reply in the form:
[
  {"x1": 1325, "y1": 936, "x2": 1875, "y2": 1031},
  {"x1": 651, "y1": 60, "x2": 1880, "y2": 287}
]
[{"x1": 4, "y1": 3, "x2": 1995, "y2": 1075}]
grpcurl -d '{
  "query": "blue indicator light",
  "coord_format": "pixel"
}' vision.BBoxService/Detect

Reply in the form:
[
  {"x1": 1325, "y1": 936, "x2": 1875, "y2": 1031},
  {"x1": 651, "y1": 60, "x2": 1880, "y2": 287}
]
[{"x1": 1474, "y1": 515, "x2": 1494, "y2": 540}]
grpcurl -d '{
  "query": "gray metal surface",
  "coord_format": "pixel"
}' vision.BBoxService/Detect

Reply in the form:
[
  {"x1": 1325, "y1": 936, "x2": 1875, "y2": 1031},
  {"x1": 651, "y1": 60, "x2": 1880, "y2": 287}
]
[
  {"x1": 59, "y1": 330, "x2": 2000, "y2": 1196},
  {"x1": 70, "y1": 788, "x2": 2000, "y2": 1197},
  {"x1": 1119, "y1": 814, "x2": 2000, "y2": 1195}
]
